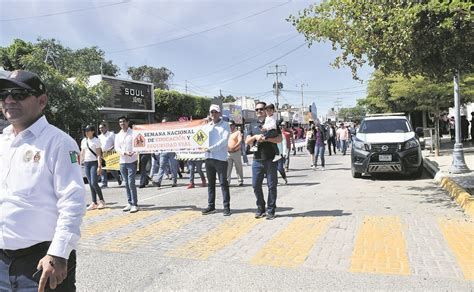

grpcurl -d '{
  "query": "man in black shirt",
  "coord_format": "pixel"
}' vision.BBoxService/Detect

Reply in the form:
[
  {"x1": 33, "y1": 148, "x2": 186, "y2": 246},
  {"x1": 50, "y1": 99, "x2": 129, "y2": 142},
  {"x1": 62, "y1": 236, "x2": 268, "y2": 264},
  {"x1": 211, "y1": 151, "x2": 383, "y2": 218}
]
[{"x1": 246, "y1": 101, "x2": 283, "y2": 220}]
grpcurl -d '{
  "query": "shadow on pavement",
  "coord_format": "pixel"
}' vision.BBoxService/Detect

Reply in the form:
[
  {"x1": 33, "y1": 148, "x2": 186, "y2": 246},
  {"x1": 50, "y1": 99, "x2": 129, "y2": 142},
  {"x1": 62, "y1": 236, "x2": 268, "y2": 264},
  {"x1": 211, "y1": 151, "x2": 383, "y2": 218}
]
[{"x1": 279, "y1": 209, "x2": 352, "y2": 218}]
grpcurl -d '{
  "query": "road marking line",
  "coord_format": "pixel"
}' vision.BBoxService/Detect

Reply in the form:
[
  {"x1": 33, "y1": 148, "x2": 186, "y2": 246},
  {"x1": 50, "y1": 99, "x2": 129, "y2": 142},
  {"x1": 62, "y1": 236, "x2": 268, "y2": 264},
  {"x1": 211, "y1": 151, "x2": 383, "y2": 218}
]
[
  {"x1": 140, "y1": 189, "x2": 178, "y2": 202},
  {"x1": 81, "y1": 211, "x2": 157, "y2": 239},
  {"x1": 250, "y1": 217, "x2": 333, "y2": 268},
  {"x1": 438, "y1": 219, "x2": 474, "y2": 280},
  {"x1": 350, "y1": 216, "x2": 410, "y2": 275},
  {"x1": 167, "y1": 214, "x2": 262, "y2": 260},
  {"x1": 101, "y1": 211, "x2": 201, "y2": 252},
  {"x1": 83, "y1": 208, "x2": 113, "y2": 220}
]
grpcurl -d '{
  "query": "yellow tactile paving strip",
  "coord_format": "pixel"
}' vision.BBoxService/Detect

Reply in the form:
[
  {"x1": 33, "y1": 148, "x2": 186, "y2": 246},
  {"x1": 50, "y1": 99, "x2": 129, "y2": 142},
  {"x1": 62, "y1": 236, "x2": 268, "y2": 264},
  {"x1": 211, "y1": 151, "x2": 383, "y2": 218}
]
[
  {"x1": 438, "y1": 219, "x2": 474, "y2": 280},
  {"x1": 350, "y1": 216, "x2": 410, "y2": 275},
  {"x1": 81, "y1": 211, "x2": 157, "y2": 239},
  {"x1": 83, "y1": 208, "x2": 113, "y2": 220},
  {"x1": 167, "y1": 214, "x2": 262, "y2": 260},
  {"x1": 250, "y1": 217, "x2": 333, "y2": 268},
  {"x1": 102, "y1": 211, "x2": 201, "y2": 252}
]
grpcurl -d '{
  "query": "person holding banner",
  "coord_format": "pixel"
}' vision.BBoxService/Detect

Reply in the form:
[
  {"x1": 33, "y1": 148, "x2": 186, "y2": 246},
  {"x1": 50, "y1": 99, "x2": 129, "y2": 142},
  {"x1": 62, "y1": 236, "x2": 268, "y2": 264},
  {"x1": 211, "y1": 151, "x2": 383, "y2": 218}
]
[
  {"x1": 201, "y1": 104, "x2": 231, "y2": 216},
  {"x1": 98, "y1": 122, "x2": 122, "y2": 187},
  {"x1": 115, "y1": 116, "x2": 139, "y2": 213},
  {"x1": 227, "y1": 120, "x2": 244, "y2": 186}
]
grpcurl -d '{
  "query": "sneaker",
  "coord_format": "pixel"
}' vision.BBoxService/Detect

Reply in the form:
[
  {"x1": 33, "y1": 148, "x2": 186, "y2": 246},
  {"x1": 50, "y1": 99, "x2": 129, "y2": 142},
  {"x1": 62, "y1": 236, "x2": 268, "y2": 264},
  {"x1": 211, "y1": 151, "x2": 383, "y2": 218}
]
[
  {"x1": 201, "y1": 206, "x2": 216, "y2": 215},
  {"x1": 172, "y1": 183, "x2": 178, "y2": 187},
  {"x1": 152, "y1": 181, "x2": 161, "y2": 187},
  {"x1": 130, "y1": 205, "x2": 139, "y2": 213},
  {"x1": 86, "y1": 202, "x2": 98, "y2": 211},
  {"x1": 99, "y1": 183, "x2": 108, "y2": 188},
  {"x1": 238, "y1": 182, "x2": 244, "y2": 186},
  {"x1": 255, "y1": 210, "x2": 266, "y2": 219},
  {"x1": 97, "y1": 200, "x2": 106, "y2": 209},
  {"x1": 320, "y1": 167, "x2": 325, "y2": 171},
  {"x1": 117, "y1": 179, "x2": 122, "y2": 186},
  {"x1": 122, "y1": 204, "x2": 132, "y2": 212},
  {"x1": 266, "y1": 212, "x2": 276, "y2": 220},
  {"x1": 223, "y1": 208, "x2": 231, "y2": 216},
  {"x1": 283, "y1": 177, "x2": 288, "y2": 184},
  {"x1": 310, "y1": 165, "x2": 315, "y2": 169},
  {"x1": 186, "y1": 183, "x2": 195, "y2": 189}
]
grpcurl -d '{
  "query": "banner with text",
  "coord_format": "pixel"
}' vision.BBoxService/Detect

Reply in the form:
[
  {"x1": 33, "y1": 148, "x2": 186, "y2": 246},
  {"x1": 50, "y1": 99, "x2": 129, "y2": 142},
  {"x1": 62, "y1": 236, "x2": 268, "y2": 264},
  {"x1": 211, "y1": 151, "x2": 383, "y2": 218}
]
[{"x1": 132, "y1": 120, "x2": 209, "y2": 158}]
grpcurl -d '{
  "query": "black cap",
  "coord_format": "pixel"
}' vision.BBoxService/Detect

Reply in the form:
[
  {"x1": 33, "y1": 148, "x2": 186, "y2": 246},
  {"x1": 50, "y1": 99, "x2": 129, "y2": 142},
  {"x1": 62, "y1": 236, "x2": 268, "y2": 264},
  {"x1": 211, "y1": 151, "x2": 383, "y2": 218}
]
[
  {"x1": 0, "y1": 70, "x2": 46, "y2": 94},
  {"x1": 83, "y1": 125, "x2": 95, "y2": 132}
]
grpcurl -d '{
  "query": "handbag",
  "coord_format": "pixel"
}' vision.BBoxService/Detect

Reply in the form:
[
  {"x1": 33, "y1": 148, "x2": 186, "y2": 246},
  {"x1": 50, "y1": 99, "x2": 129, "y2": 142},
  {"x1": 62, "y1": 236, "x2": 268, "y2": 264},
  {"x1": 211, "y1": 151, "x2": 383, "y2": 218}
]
[{"x1": 86, "y1": 140, "x2": 106, "y2": 167}]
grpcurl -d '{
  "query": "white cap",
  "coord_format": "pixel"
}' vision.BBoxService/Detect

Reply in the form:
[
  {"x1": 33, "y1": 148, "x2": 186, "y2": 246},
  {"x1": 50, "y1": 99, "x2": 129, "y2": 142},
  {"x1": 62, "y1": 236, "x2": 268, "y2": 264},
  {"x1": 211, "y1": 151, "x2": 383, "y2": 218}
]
[{"x1": 209, "y1": 104, "x2": 221, "y2": 112}]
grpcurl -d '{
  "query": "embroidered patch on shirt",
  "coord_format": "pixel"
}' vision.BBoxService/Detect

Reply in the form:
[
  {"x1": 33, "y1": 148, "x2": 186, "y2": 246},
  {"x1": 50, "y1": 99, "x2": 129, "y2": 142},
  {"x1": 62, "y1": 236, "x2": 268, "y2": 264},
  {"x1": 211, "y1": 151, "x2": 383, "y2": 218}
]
[
  {"x1": 24, "y1": 150, "x2": 34, "y2": 162},
  {"x1": 33, "y1": 151, "x2": 41, "y2": 163},
  {"x1": 69, "y1": 151, "x2": 79, "y2": 164}
]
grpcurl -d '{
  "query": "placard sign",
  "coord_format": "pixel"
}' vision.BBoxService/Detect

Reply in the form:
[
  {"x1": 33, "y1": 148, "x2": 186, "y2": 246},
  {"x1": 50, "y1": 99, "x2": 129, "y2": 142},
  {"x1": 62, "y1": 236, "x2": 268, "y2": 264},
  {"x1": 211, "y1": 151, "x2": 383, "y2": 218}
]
[{"x1": 132, "y1": 120, "x2": 209, "y2": 154}]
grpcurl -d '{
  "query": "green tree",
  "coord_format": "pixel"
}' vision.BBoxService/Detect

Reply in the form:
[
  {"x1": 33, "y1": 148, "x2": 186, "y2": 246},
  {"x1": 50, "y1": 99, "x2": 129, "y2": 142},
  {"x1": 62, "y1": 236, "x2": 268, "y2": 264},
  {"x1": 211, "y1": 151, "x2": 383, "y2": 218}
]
[
  {"x1": 154, "y1": 89, "x2": 211, "y2": 121},
  {"x1": 338, "y1": 105, "x2": 366, "y2": 122},
  {"x1": 0, "y1": 39, "x2": 117, "y2": 136},
  {"x1": 127, "y1": 65, "x2": 174, "y2": 90},
  {"x1": 288, "y1": 0, "x2": 473, "y2": 80}
]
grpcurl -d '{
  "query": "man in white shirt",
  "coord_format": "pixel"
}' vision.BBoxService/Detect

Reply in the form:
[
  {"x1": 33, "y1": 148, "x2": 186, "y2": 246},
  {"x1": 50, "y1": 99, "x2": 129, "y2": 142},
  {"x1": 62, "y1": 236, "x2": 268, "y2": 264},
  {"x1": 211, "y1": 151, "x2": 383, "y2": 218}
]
[
  {"x1": 0, "y1": 70, "x2": 86, "y2": 291},
  {"x1": 114, "y1": 116, "x2": 139, "y2": 213},
  {"x1": 98, "y1": 122, "x2": 122, "y2": 187}
]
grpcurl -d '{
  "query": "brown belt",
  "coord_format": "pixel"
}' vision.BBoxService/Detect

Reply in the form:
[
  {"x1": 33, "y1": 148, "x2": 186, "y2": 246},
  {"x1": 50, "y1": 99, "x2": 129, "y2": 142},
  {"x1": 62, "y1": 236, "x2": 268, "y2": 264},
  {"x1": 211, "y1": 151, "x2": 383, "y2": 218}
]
[{"x1": 0, "y1": 241, "x2": 50, "y2": 259}]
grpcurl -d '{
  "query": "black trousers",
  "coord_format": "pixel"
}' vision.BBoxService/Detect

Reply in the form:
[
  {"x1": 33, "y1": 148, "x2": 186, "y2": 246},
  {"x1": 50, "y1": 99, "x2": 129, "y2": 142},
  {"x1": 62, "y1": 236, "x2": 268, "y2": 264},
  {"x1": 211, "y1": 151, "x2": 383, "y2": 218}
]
[{"x1": 0, "y1": 242, "x2": 76, "y2": 291}]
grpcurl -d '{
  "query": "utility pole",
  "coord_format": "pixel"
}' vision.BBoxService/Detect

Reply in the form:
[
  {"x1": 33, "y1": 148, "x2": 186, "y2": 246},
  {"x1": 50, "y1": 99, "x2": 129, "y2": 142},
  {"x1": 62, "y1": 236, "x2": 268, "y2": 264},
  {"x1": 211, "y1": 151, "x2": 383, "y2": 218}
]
[
  {"x1": 334, "y1": 98, "x2": 342, "y2": 122},
  {"x1": 185, "y1": 80, "x2": 188, "y2": 94},
  {"x1": 267, "y1": 64, "x2": 287, "y2": 119}
]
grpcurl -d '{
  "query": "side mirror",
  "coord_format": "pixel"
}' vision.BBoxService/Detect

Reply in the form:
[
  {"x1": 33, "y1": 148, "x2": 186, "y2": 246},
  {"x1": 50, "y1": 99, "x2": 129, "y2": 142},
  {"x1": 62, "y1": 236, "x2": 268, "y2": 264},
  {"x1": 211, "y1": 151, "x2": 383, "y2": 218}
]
[{"x1": 415, "y1": 127, "x2": 424, "y2": 137}]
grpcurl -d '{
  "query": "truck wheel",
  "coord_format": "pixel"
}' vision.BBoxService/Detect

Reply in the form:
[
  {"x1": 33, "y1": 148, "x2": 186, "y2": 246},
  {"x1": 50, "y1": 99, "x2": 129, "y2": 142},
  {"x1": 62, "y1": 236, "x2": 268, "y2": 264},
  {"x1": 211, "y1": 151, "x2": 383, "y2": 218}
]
[
  {"x1": 351, "y1": 165, "x2": 362, "y2": 178},
  {"x1": 411, "y1": 163, "x2": 424, "y2": 179}
]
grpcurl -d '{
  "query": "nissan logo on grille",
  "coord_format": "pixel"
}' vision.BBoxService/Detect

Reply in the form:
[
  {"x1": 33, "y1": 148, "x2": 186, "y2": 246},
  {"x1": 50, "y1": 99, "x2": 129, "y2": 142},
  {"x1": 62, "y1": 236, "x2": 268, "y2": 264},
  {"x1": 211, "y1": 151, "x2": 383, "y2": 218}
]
[{"x1": 381, "y1": 145, "x2": 389, "y2": 152}]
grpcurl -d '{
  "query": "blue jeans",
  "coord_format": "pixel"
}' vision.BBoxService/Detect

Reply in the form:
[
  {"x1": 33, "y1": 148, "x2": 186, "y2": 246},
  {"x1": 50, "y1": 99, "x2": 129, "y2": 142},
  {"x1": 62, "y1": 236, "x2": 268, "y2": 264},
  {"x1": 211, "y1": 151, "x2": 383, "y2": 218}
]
[
  {"x1": 241, "y1": 140, "x2": 249, "y2": 164},
  {"x1": 252, "y1": 159, "x2": 278, "y2": 214},
  {"x1": 100, "y1": 169, "x2": 121, "y2": 186},
  {"x1": 0, "y1": 245, "x2": 76, "y2": 292},
  {"x1": 84, "y1": 161, "x2": 103, "y2": 203},
  {"x1": 188, "y1": 160, "x2": 205, "y2": 184},
  {"x1": 120, "y1": 162, "x2": 138, "y2": 206},
  {"x1": 341, "y1": 140, "x2": 348, "y2": 155},
  {"x1": 314, "y1": 144, "x2": 325, "y2": 167},
  {"x1": 277, "y1": 156, "x2": 287, "y2": 179},
  {"x1": 205, "y1": 159, "x2": 230, "y2": 209},
  {"x1": 154, "y1": 152, "x2": 178, "y2": 184},
  {"x1": 139, "y1": 154, "x2": 151, "y2": 186}
]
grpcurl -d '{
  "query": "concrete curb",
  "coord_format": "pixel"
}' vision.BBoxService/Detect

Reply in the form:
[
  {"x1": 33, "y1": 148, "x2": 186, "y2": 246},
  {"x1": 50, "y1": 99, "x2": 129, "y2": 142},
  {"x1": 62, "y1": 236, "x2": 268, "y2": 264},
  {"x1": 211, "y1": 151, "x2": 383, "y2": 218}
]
[{"x1": 424, "y1": 158, "x2": 474, "y2": 218}]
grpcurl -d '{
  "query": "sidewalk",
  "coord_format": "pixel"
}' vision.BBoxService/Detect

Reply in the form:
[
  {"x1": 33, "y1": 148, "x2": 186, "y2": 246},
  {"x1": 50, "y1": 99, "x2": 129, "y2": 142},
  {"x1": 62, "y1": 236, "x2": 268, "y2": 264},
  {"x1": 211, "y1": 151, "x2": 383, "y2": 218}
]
[{"x1": 422, "y1": 137, "x2": 474, "y2": 217}]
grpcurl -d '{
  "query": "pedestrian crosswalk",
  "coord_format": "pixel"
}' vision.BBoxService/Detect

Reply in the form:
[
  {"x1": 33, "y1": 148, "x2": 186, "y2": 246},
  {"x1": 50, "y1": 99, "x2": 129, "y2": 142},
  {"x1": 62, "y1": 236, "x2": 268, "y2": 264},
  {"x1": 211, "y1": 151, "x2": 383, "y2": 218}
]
[{"x1": 79, "y1": 209, "x2": 474, "y2": 280}]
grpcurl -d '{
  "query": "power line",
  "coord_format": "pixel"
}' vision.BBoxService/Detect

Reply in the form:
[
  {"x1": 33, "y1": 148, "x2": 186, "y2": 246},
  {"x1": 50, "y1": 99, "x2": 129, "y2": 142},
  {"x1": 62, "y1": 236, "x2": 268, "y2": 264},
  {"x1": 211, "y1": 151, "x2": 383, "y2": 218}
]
[
  {"x1": 108, "y1": 1, "x2": 292, "y2": 54},
  {"x1": 189, "y1": 34, "x2": 299, "y2": 81},
  {"x1": 0, "y1": 0, "x2": 131, "y2": 22},
  {"x1": 196, "y1": 43, "x2": 306, "y2": 87}
]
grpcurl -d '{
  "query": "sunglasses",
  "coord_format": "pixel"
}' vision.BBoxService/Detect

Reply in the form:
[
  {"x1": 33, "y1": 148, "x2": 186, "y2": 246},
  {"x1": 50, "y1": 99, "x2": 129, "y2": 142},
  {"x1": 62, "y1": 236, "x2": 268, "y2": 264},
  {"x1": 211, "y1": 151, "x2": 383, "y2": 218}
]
[
  {"x1": 255, "y1": 108, "x2": 265, "y2": 112},
  {"x1": 0, "y1": 89, "x2": 37, "y2": 101}
]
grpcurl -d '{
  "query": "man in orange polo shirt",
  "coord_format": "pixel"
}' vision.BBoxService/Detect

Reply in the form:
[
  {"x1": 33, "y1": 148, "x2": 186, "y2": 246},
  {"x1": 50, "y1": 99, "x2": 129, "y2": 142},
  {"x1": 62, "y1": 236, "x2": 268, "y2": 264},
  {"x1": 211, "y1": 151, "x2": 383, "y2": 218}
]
[{"x1": 227, "y1": 120, "x2": 244, "y2": 186}]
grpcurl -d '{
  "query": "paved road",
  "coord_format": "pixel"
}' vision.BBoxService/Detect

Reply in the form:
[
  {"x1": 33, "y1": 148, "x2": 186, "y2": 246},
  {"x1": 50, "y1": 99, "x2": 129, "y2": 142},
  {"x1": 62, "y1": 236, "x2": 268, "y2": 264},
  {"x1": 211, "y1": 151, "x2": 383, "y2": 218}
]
[{"x1": 76, "y1": 149, "x2": 473, "y2": 290}]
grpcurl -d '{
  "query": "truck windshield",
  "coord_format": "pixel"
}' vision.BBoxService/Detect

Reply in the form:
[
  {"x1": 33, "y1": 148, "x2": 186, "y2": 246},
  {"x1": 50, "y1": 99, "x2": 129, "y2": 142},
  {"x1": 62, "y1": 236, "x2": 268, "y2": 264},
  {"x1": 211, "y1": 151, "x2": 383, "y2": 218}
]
[{"x1": 359, "y1": 119, "x2": 410, "y2": 133}]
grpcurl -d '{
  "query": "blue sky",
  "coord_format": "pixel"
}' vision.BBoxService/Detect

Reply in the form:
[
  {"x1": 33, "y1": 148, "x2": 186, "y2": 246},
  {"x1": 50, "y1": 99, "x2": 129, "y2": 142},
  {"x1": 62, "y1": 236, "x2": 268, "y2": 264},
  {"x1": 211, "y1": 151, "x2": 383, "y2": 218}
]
[{"x1": 0, "y1": 0, "x2": 373, "y2": 114}]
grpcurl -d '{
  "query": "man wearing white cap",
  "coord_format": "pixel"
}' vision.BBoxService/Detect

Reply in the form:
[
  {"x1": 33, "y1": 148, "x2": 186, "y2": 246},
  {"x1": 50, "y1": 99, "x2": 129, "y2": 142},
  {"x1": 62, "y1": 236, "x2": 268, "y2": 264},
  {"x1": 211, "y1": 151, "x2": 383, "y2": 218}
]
[{"x1": 201, "y1": 104, "x2": 231, "y2": 216}]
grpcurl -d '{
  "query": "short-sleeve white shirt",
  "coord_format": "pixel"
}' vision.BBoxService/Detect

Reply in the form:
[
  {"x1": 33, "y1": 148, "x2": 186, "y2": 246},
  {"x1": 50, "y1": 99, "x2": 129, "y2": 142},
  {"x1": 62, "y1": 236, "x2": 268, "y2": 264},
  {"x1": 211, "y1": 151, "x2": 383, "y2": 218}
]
[
  {"x1": 81, "y1": 137, "x2": 101, "y2": 162},
  {"x1": 0, "y1": 116, "x2": 86, "y2": 258}
]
